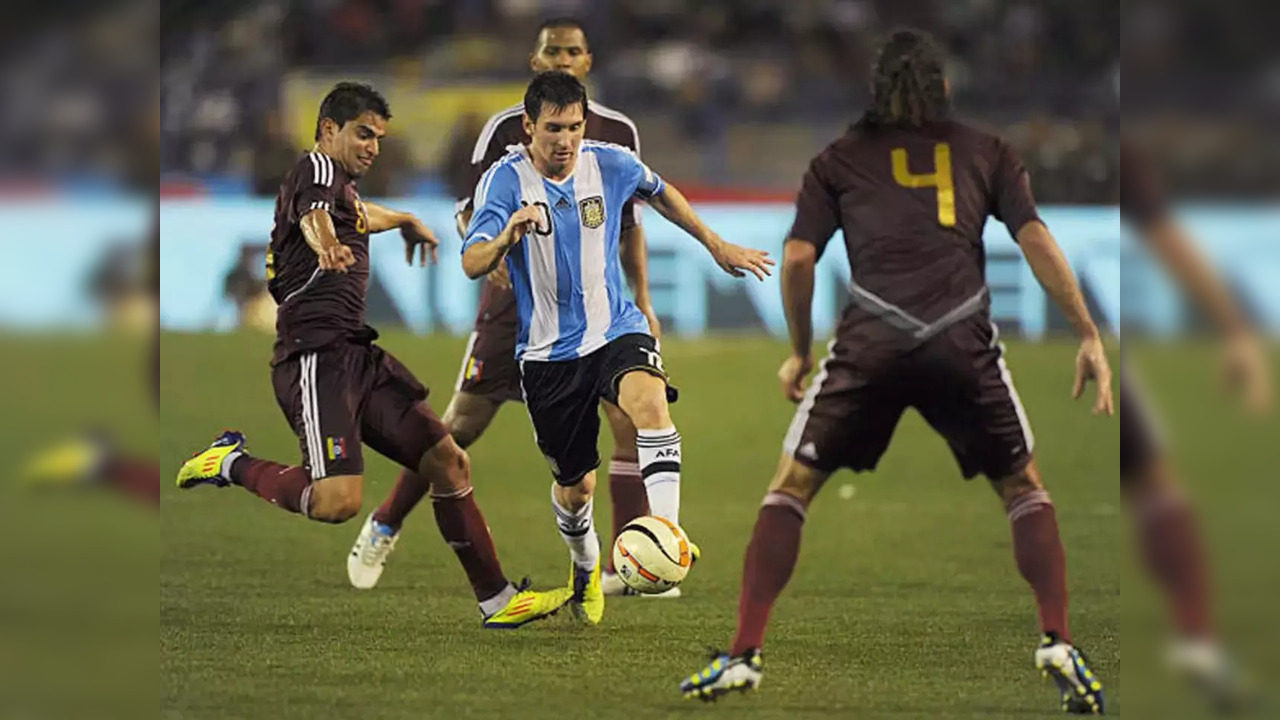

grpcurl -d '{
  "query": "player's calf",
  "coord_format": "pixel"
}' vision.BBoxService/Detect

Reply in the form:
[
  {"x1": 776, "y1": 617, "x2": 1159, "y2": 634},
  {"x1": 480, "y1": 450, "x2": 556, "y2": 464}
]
[{"x1": 308, "y1": 474, "x2": 363, "y2": 523}]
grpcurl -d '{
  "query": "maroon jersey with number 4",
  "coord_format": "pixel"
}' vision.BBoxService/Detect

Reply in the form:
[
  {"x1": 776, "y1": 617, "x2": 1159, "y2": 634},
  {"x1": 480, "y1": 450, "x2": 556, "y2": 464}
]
[
  {"x1": 790, "y1": 120, "x2": 1041, "y2": 346},
  {"x1": 268, "y1": 151, "x2": 375, "y2": 364}
]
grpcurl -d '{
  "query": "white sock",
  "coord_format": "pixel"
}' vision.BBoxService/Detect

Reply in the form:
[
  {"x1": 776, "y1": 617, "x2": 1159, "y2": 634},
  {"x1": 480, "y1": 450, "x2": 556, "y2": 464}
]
[
  {"x1": 551, "y1": 485, "x2": 599, "y2": 572},
  {"x1": 478, "y1": 581, "x2": 517, "y2": 618},
  {"x1": 220, "y1": 451, "x2": 244, "y2": 483},
  {"x1": 637, "y1": 426, "x2": 681, "y2": 524}
]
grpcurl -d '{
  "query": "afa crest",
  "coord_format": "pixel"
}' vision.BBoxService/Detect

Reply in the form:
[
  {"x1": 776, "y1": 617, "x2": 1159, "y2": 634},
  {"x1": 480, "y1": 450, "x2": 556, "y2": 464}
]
[{"x1": 579, "y1": 196, "x2": 605, "y2": 229}]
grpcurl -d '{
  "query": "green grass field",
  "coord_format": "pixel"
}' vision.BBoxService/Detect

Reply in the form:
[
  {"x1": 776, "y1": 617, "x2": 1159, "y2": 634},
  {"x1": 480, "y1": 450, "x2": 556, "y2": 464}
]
[{"x1": 157, "y1": 332, "x2": 1278, "y2": 719}]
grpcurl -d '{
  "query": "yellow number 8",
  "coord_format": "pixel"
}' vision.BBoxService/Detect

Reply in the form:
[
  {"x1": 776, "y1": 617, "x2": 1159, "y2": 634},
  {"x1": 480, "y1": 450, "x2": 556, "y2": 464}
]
[
  {"x1": 891, "y1": 143, "x2": 955, "y2": 227},
  {"x1": 355, "y1": 199, "x2": 369, "y2": 234}
]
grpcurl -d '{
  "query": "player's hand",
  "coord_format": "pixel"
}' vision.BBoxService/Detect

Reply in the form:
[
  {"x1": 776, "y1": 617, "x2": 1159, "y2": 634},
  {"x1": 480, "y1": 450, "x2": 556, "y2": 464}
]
[
  {"x1": 401, "y1": 216, "x2": 440, "y2": 266},
  {"x1": 708, "y1": 237, "x2": 775, "y2": 281},
  {"x1": 1222, "y1": 332, "x2": 1272, "y2": 415},
  {"x1": 638, "y1": 302, "x2": 661, "y2": 342},
  {"x1": 487, "y1": 261, "x2": 512, "y2": 291},
  {"x1": 318, "y1": 243, "x2": 356, "y2": 272},
  {"x1": 1072, "y1": 335, "x2": 1114, "y2": 416},
  {"x1": 778, "y1": 354, "x2": 814, "y2": 403},
  {"x1": 505, "y1": 205, "x2": 543, "y2": 240}
]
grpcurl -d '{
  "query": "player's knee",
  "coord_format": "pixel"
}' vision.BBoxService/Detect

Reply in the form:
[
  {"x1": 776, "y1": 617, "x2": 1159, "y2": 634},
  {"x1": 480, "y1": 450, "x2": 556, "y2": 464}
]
[
  {"x1": 421, "y1": 438, "x2": 472, "y2": 497},
  {"x1": 990, "y1": 460, "x2": 1044, "y2": 506},
  {"x1": 310, "y1": 476, "x2": 363, "y2": 523},
  {"x1": 768, "y1": 455, "x2": 825, "y2": 504},
  {"x1": 624, "y1": 390, "x2": 670, "y2": 429}
]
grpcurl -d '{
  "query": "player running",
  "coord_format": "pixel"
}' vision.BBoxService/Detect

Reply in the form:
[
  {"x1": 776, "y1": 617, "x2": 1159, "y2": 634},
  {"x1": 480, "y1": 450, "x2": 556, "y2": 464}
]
[
  {"x1": 680, "y1": 30, "x2": 1112, "y2": 714},
  {"x1": 462, "y1": 71, "x2": 772, "y2": 624},
  {"x1": 1120, "y1": 142, "x2": 1271, "y2": 711},
  {"x1": 348, "y1": 18, "x2": 668, "y2": 599},
  {"x1": 174, "y1": 82, "x2": 572, "y2": 629}
]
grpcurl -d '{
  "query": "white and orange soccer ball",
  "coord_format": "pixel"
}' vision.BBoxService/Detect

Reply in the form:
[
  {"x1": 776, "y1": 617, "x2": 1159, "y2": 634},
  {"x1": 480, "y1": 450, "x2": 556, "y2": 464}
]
[{"x1": 611, "y1": 515, "x2": 692, "y2": 594}]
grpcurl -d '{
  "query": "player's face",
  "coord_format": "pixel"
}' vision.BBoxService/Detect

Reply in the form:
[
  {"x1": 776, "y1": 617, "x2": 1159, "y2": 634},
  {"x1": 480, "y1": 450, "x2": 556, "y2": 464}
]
[
  {"x1": 524, "y1": 103, "x2": 585, "y2": 177},
  {"x1": 322, "y1": 110, "x2": 387, "y2": 177},
  {"x1": 530, "y1": 28, "x2": 592, "y2": 79}
]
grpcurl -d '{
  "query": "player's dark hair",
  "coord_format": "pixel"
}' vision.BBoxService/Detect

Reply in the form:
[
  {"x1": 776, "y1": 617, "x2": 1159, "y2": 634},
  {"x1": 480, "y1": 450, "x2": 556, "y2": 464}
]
[
  {"x1": 314, "y1": 82, "x2": 392, "y2": 141},
  {"x1": 524, "y1": 71, "x2": 589, "y2": 124},
  {"x1": 536, "y1": 16, "x2": 589, "y2": 45},
  {"x1": 857, "y1": 29, "x2": 950, "y2": 129}
]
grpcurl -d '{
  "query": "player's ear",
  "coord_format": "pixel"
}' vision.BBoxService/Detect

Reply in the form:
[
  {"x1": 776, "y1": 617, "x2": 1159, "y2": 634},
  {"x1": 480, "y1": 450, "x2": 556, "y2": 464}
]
[
  {"x1": 582, "y1": 51, "x2": 593, "y2": 74},
  {"x1": 522, "y1": 113, "x2": 535, "y2": 137}
]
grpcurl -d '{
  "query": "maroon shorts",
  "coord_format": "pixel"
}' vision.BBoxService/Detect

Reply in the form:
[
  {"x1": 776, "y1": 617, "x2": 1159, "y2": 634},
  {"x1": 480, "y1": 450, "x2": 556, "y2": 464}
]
[
  {"x1": 784, "y1": 317, "x2": 1034, "y2": 480},
  {"x1": 271, "y1": 342, "x2": 449, "y2": 480},
  {"x1": 455, "y1": 323, "x2": 523, "y2": 404},
  {"x1": 1119, "y1": 366, "x2": 1164, "y2": 481}
]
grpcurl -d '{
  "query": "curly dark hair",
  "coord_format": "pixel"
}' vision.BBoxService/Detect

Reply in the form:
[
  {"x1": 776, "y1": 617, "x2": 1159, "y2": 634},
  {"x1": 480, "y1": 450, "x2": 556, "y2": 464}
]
[{"x1": 857, "y1": 29, "x2": 950, "y2": 129}]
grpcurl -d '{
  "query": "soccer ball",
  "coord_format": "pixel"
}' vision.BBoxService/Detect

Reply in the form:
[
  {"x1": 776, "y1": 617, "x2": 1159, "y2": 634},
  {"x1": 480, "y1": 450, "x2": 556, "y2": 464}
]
[{"x1": 611, "y1": 515, "x2": 692, "y2": 594}]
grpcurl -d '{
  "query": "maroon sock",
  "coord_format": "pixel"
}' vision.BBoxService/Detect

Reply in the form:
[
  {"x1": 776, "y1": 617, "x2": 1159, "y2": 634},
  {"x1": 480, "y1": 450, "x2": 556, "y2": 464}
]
[
  {"x1": 607, "y1": 460, "x2": 648, "y2": 572},
  {"x1": 1134, "y1": 493, "x2": 1213, "y2": 639},
  {"x1": 103, "y1": 457, "x2": 159, "y2": 506},
  {"x1": 432, "y1": 489, "x2": 510, "y2": 602},
  {"x1": 731, "y1": 492, "x2": 807, "y2": 656},
  {"x1": 373, "y1": 468, "x2": 431, "y2": 531},
  {"x1": 1007, "y1": 490, "x2": 1071, "y2": 643},
  {"x1": 230, "y1": 455, "x2": 312, "y2": 515}
]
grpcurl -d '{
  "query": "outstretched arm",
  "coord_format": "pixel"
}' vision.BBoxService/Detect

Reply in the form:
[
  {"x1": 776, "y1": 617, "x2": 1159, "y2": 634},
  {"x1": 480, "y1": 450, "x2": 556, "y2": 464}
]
[
  {"x1": 363, "y1": 201, "x2": 441, "y2": 265},
  {"x1": 1016, "y1": 220, "x2": 1113, "y2": 415},
  {"x1": 646, "y1": 183, "x2": 774, "y2": 280}
]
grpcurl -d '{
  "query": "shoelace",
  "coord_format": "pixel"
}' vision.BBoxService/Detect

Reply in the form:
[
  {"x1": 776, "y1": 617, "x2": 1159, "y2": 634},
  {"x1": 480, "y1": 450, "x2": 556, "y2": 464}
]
[{"x1": 360, "y1": 526, "x2": 397, "y2": 565}]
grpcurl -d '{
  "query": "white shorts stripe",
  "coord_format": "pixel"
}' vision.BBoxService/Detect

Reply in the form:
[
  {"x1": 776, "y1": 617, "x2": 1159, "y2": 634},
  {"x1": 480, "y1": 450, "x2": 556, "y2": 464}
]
[
  {"x1": 782, "y1": 340, "x2": 837, "y2": 456},
  {"x1": 454, "y1": 331, "x2": 479, "y2": 392},
  {"x1": 299, "y1": 353, "x2": 326, "y2": 479},
  {"x1": 989, "y1": 322, "x2": 1035, "y2": 453}
]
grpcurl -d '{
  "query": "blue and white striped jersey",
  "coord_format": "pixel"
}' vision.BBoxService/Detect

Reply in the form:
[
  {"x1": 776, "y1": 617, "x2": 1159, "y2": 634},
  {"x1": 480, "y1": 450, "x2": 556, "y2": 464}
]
[{"x1": 463, "y1": 141, "x2": 665, "y2": 361}]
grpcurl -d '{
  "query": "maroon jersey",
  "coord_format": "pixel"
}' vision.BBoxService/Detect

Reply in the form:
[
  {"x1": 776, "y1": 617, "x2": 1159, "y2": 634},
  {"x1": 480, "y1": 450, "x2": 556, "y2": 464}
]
[
  {"x1": 1119, "y1": 142, "x2": 1168, "y2": 231},
  {"x1": 790, "y1": 120, "x2": 1041, "y2": 346},
  {"x1": 461, "y1": 102, "x2": 643, "y2": 328},
  {"x1": 267, "y1": 151, "x2": 375, "y2": 364}
]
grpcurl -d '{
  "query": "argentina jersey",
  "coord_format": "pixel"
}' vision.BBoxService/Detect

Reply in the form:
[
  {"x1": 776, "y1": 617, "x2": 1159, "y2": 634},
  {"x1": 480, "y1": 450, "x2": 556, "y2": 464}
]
[{"x1": 463, "y1": 141, "x2": 665, "y2": 361}]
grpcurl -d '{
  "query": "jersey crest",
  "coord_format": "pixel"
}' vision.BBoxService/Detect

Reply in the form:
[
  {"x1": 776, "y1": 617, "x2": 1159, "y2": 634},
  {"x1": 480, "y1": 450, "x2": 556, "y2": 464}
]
[{"x1": 579, "y1": 195, "x2": 605, "y2": 229}]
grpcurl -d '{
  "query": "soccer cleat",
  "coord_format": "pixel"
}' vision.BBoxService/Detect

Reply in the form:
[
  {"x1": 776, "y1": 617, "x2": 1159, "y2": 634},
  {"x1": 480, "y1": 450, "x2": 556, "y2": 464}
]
[
  {"x1": 1167, "y1": 638, "x2": 1261, "y2": 714},
  {"x1": 600, "y1": 570, "x2": 682, "y2": 598},
  {"x1": 680, "y1": 648, "x2": 763, "y2": 701},
  {"x1": 568, "y1": 554, "x2": 604, "y2": 625},
  {"x1": 347, "y1": 512, "x2": 399, "y2": 589},
  {"x1": 21, "y1": 431, "x2": 112, "y2": 488},
  {"x1": 175, "y1": 431, "x2": 246, "y2": 489},
  {"x1": 689, "y1": 539, "x2": 701, "y2": 565},
  {"x1": 1035, "y1": 633, "x2": 1106, "y2": 715},
  {"x1": 482, "y1": 578, "x2": 574, "y2": 630}
]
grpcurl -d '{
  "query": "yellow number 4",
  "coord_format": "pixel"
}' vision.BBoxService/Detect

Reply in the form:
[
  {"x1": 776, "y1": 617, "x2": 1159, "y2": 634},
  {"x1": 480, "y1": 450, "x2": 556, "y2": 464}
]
[{"x1": 891, "y1": 143, "x2": 955, "y2": 227}]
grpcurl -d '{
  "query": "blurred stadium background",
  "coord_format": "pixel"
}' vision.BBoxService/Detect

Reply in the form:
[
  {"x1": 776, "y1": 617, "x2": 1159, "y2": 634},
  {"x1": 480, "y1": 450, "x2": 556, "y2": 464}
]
[{"x1": 3, "y1": 0, "x2": 1277, "y2": 718}]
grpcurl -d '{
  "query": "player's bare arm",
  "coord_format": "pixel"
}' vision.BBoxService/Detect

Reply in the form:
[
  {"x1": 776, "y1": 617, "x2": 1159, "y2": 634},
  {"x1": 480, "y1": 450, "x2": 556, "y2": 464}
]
[
  {"x1": 1142, "y1": 217, "x2": 1272, "y2": 414},
  {"x1": 645, "y1": 182, "x2": 775, "y2": 281},
  {"x1": 455, "y1": 204, "x2": 512, "y2": 289},
  {"x1": 300, "y1": 208, "x2": 356, "y2": 272},
  {"x1": 462, "y1": 204, "x2": 541, "y2": 279},
  {"x1": 778, "y1": 240, "x2": 818, "y2": 402},
  {"x1": 619, "y1": 222, "x2": 660, "y2": 339},
  {"x1": 1016, "y1": 220, "x2": 1114, "y2": 415},
  {"x1": 360, "y1": 201, "x2": 440, "y2": 266}
]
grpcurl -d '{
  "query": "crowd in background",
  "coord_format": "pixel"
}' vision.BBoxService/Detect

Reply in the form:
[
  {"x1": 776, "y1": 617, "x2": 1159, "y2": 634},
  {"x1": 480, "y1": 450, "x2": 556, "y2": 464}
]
[{"x1": 29, "y1": 0, "x2": 1279, "y2": 201}]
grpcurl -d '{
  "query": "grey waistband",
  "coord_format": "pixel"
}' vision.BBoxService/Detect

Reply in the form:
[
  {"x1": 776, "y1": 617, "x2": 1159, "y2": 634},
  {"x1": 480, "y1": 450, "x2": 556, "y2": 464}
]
[{"x1": 848, "y1": 280, "x2": 989, "y2": 341}]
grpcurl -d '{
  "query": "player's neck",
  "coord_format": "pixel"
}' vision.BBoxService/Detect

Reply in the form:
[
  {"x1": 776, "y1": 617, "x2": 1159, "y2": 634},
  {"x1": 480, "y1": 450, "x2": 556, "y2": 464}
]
[{"x1": 529, "y1": 148, "x2": 577, "y2": 183}]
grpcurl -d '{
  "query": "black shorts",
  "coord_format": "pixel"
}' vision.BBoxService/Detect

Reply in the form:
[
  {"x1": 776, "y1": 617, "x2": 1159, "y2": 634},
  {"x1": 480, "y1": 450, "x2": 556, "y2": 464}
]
[
  {"x1": 1119, "y1": 366, "x2": 1164, "y2": 481},
  {"x1": 271, "y1": 341, "x2": 450, "y2": 480},
  {"x1": 520, "y1": 333, "x2": 668, "y2": 486},
  {"x1": 454, "y1": 324, "x2": 524, "y2": 404},
  {"x1": 785, "y1": 317, "x2": 1034, "y2": 480}
]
